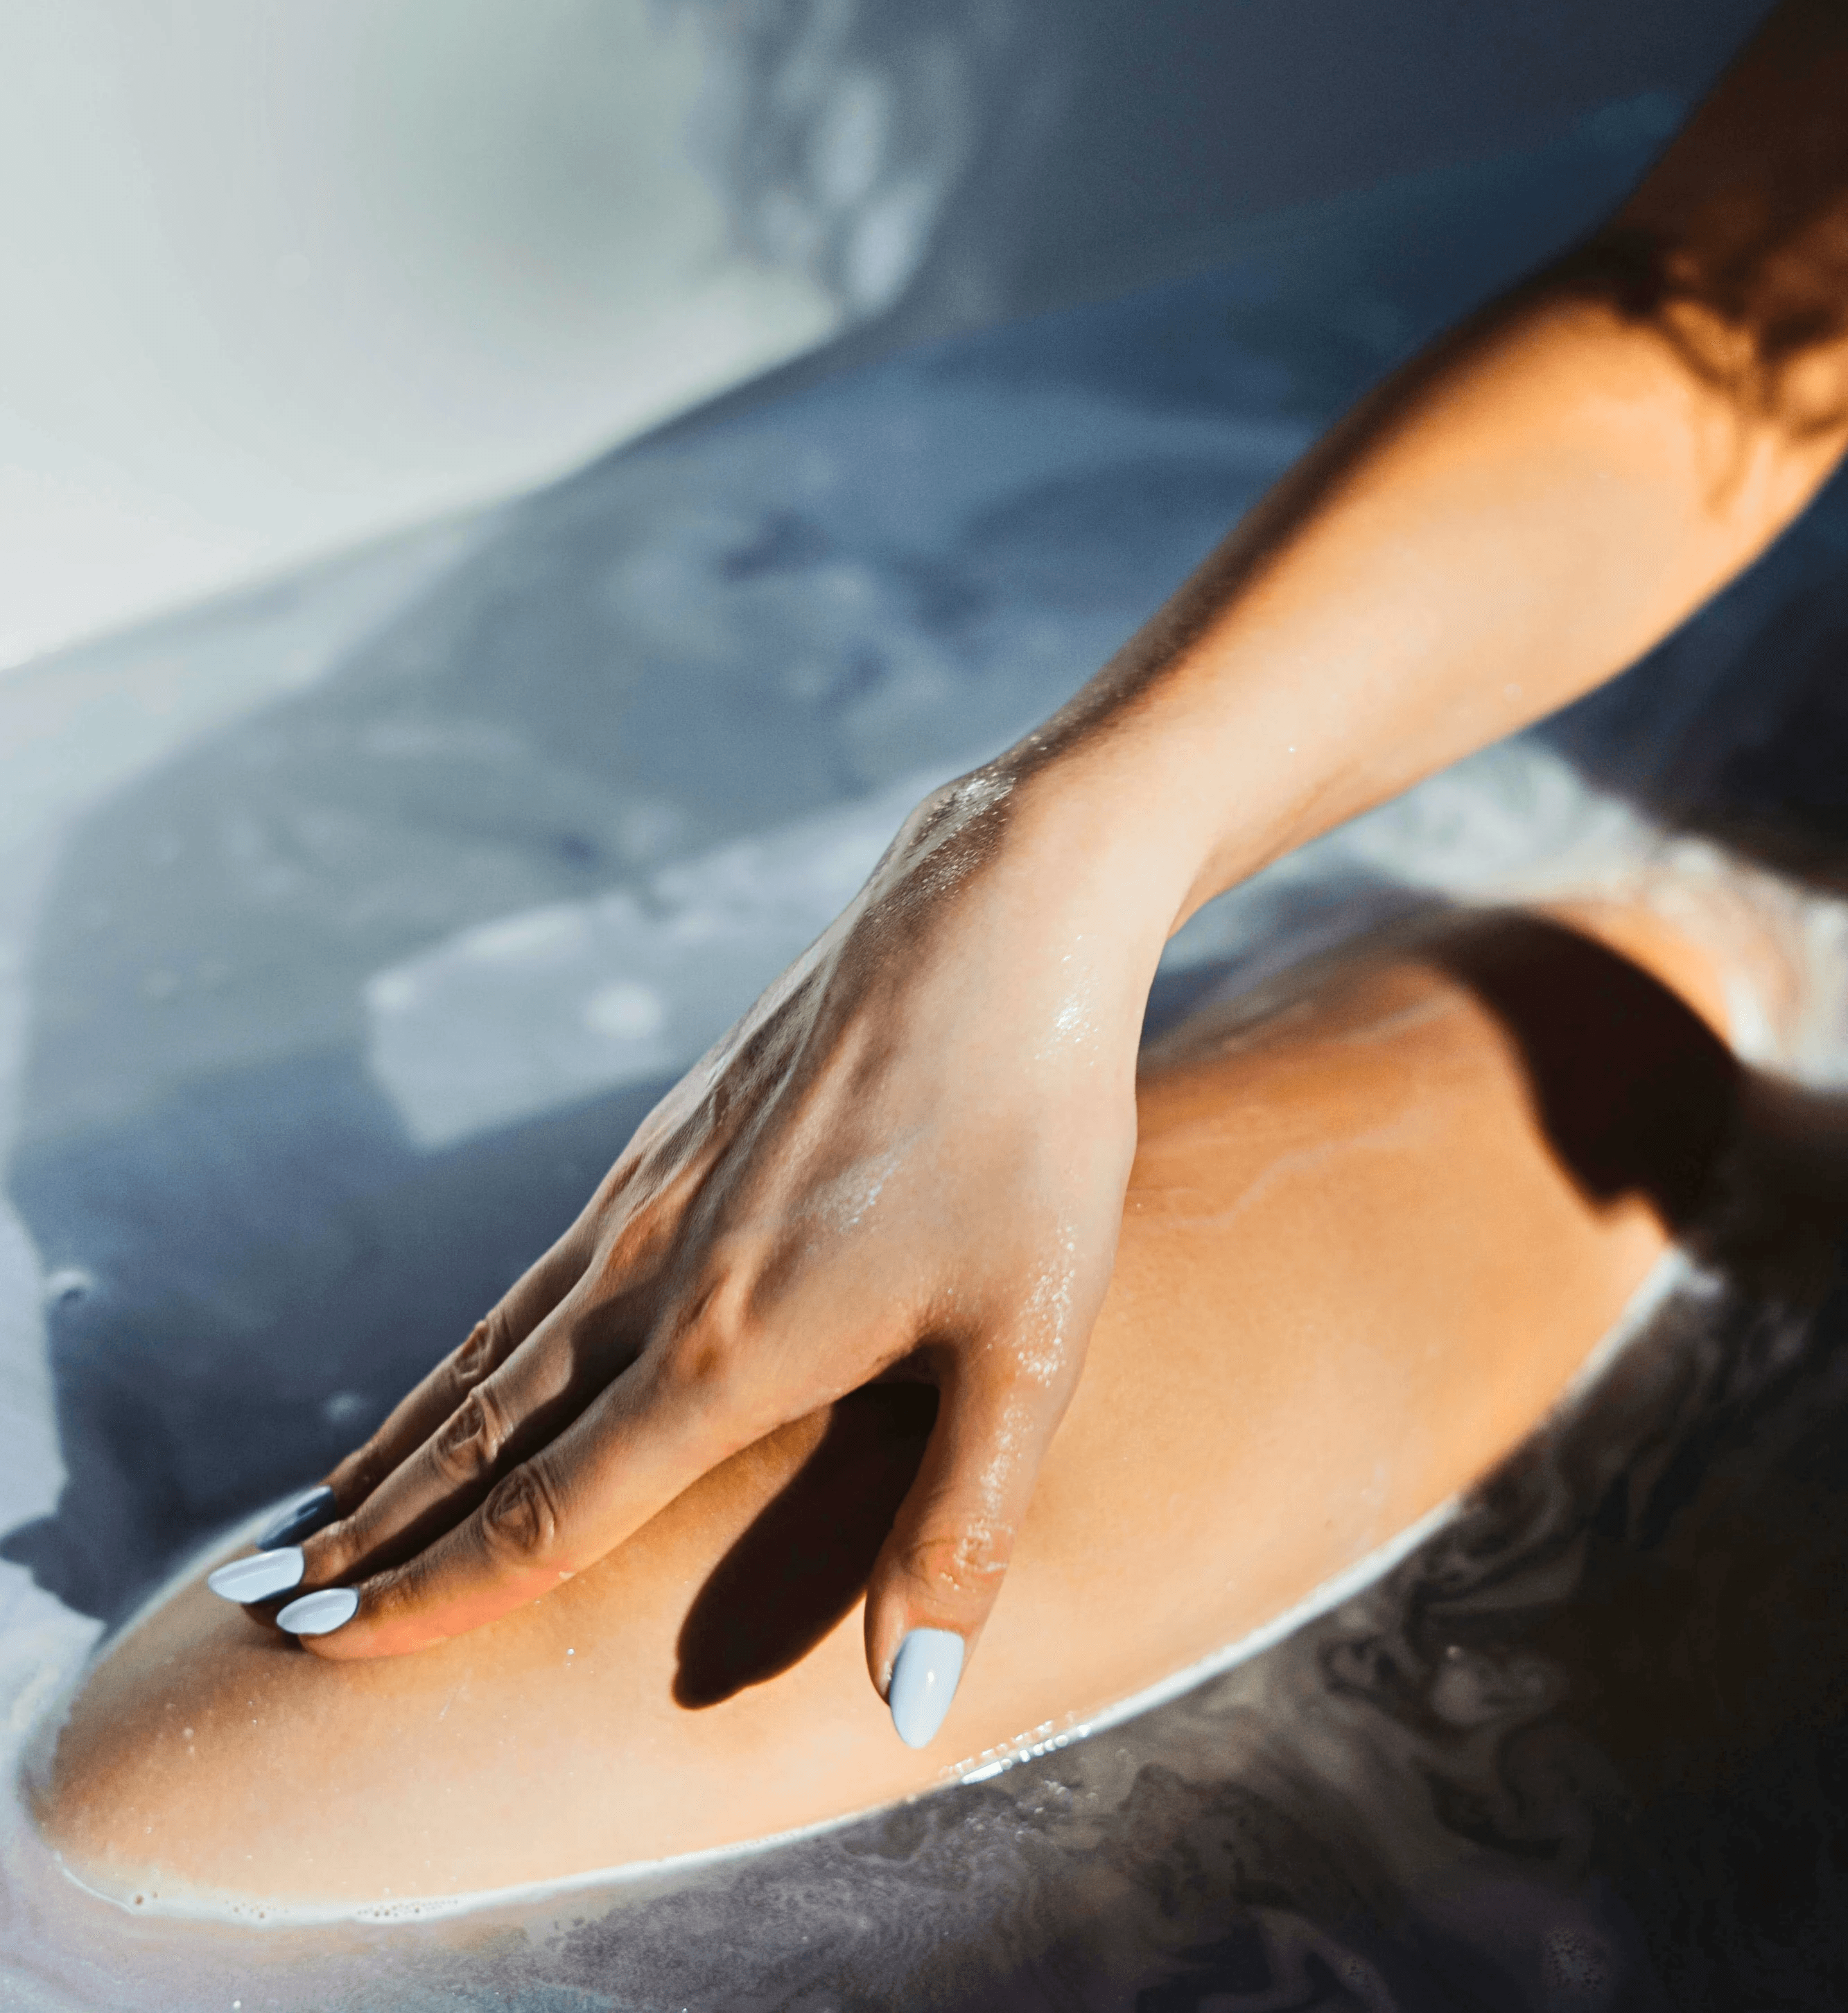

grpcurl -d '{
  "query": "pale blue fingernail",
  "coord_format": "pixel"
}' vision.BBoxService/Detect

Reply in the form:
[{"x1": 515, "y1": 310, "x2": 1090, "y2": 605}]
[
  {"x1": 277, "y1": 1587, "x2": 359, "y2": 1636},
  {"x1": 889, "y1": 1628, "x2": 965, "y2": 1748},
  {"x1": 207, "y1": 1546, "x2": 305, "y2": 1605},
  {"x1": 256, "y1": 1485, "x2": 336, "y2": 1550}
]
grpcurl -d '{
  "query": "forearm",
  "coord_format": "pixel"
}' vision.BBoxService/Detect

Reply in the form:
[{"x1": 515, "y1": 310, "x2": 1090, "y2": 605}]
[
  {"x1": 1014, "y1": 285, "x2": 1848, "y2": 930},
  {"x1": 993, "y1": 0, "x2": 1848, "y2": 941}
]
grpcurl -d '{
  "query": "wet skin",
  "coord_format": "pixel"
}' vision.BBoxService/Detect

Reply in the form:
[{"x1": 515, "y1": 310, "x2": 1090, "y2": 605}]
[{"x1": 33, "y1": 900, "x2": 1752, "y2": 1909}]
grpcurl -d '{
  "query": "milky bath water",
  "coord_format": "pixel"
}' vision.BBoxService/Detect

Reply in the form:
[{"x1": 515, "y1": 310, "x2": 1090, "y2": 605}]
[{"x1": 10, "y1": 106, "x2": 1848, "y2": 2005}]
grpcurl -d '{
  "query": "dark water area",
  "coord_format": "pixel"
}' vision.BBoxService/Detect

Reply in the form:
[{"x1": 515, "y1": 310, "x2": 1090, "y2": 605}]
[{"x1": 10, "y1": 94, "x2": 1848, "y2": 2009}]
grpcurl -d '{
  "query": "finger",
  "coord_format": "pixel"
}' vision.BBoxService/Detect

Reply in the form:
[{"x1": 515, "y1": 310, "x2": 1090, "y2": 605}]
[
  {"x1": 319, "y1": 1235, "x2": 589, "y2": 1515},
  {"x1": 299, "y1": 1282, "x2": 612, "y2": 1587},
  {"x1": 286, "y1": 1288, "x2": 873, "y2": 1659},
  {"x1": 863, "y1": 1357, "x2": 1072, "y2": 1749}
]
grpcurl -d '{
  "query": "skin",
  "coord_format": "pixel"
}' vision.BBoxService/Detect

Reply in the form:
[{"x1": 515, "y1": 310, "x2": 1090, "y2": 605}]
[
  {"x1": 245, "y1": 1, "x2": 1848, "y2": 1715},
  {"x1": 35, "y1": 900, "x2": 1769, "y2": 1908}
]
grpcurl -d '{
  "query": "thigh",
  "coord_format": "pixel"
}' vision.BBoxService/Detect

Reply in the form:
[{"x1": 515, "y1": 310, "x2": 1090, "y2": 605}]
[{"x1": 30, "y1": 904, "x2": 1733, "y2": 1910}]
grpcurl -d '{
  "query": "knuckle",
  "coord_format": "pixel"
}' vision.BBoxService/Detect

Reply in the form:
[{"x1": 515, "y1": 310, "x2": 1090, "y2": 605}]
[
  {"x1": 587, "y1": 1245, "x2": 640, "y2": 1307},
  {"x1": 452, "y1": 1307, "x2": 509, "y2": 1387},
  {"x1": 661, "y1": 1331, "x2": 735, "y2": 1398},
  {"x1": 479, "y1": 1463, "x2": 560, "y2": 1567},
  {"x1": 658, "y1": 1299, "x2": 751, "y2": 1401},
  {"x1": 898, "y1": 1523, "x2": 1014, "y2": 1605},
  {"x1": 432, "y1": 1384, "x2": 510, "y2": 1485}
]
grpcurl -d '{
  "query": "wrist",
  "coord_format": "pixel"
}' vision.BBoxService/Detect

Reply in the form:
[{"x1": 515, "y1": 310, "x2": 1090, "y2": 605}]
[{"x1": 988, "y1": 717, "x2": 1272, "y2": 948}]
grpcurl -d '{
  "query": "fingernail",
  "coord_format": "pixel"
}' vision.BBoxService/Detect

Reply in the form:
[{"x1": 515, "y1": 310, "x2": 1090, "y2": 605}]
[
  {"x1": 207, "y1": 1546, "x2": 305, "y2": 1605},
  {"x1": 256, "y1": 1485, "x2": 337, "y2": 1550},
  {"x1": 277, "y1": 1587, "x2": 360, "y2": 1637},
  {"x1": 889, "y1": 1628, "x2": 965, "y2": 1748}
]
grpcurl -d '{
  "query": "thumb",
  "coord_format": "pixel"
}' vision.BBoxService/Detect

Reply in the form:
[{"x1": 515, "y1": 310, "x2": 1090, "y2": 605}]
[{"x1": 864, "y1": 1354, "x2": 1067, "y2": 1750}]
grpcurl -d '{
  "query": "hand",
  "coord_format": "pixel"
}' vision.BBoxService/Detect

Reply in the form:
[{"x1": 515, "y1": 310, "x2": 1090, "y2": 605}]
[{"x1": 261, "y1": 767, "x2": 1165, "y2": 1743}]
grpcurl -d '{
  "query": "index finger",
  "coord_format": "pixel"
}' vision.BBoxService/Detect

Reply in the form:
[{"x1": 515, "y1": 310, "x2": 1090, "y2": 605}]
[{"x1": 282, "y1": 1331, "x2": 792, "y2": 1657}]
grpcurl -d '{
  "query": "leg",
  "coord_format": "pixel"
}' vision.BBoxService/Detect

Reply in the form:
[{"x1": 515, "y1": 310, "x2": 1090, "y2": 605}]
[{"x1": 30, "y1": 901, "x2": 1745, "y2": 1910}]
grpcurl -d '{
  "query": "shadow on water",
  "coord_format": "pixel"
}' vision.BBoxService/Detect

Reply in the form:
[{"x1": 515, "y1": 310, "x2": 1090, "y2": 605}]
[{"x1": 15, "y1": 101, "x2": 1848, "y2": 2008}]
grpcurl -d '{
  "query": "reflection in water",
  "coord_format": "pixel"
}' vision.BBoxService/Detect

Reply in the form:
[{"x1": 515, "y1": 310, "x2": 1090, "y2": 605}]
[{"x1": 8, "y1": 101, "x2": 1848, "y2": 2008}]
